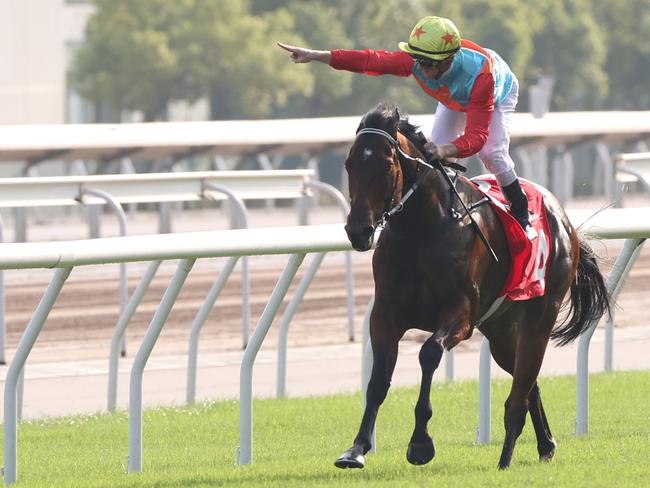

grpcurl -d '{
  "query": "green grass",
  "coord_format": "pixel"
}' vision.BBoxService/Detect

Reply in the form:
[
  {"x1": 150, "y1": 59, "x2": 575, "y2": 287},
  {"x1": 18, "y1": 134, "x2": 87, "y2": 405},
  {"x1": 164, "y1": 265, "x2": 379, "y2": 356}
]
[{"x1": 3, "y1": 370, "x2": 649, "y2": 487}]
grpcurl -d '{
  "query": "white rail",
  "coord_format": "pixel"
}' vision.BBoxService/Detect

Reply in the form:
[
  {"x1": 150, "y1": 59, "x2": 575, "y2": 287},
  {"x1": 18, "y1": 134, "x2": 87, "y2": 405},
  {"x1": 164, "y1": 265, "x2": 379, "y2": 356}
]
[
  {"x1": 575, "y1": 237, "x2": 645, "y2": 435},
  {"x1": 0, "y1": 169, "x2": 316, "y2": 363},
  {"x1": 0, "y1": 224, "x2": 351, "y2": 484},
  {"x1": 615, "y1": 152, "x2": 650, "y2": 204},
  {"x1": 0, "y1": 170, "x2": 313, "y2": 207},
  {"x1": 2, "y1": 206, "x2": 645, "y2": 270},
  {"x1": 1, "y1": 168, "x2": 359, "y2": 407},
  {"x1": 0, "y1": 207, "x2": 648, "y2": 483},
  {"x1": 1, "y1": 111, "x2": 649, "y2": 163}
]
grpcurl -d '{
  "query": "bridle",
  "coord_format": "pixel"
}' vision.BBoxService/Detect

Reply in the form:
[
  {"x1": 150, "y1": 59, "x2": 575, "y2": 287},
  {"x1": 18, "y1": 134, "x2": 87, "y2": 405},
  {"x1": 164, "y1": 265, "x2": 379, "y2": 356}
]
[
  {"x1": 354, "y1": 127, "x2": 498, "y2": 262},
  {"x1": 356, "y1": 127, "x2": 427, "y2": 228}
]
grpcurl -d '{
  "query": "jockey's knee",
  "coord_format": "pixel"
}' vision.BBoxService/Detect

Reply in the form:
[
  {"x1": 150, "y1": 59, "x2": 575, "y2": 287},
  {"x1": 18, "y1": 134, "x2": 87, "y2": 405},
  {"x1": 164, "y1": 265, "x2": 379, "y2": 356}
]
[
  {"x1": 478, "y1": 146, "x2": 506, "y2": 168},
  {"x1": 479, "y1": 147, "x2": 515, "y2": 184}
]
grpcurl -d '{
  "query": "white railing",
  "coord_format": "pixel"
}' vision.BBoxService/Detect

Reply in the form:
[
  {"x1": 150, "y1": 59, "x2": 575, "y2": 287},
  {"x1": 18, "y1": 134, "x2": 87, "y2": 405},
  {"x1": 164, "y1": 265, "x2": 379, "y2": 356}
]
[
  {"x1": 615, "y1": 152, "x2": 650, "y2": 205},
  {"x1": 0, "y1": 169, "x2": 359, "y2": 419},
  {"x1": 1, "y1": 112, "x2": 649, "y2": 164},
  {"x1": 0, "y1": 224, "x2": 351, "y2": 483},
  {"x1": 0, "y1": 169, "x2": 314, "y2": 240},
  {"x1": 1, "y1": 208, "x2": 648, "y2": 484},
  {"x1": 0, "y1": 169, "x2": 360, "y2": 366}
]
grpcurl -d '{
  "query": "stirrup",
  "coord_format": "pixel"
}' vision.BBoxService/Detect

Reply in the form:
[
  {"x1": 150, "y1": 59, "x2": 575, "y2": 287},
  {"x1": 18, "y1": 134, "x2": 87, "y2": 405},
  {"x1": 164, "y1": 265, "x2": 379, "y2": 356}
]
[{"x1": 524, "y1": 224, "x2": 538, "y2": 241}]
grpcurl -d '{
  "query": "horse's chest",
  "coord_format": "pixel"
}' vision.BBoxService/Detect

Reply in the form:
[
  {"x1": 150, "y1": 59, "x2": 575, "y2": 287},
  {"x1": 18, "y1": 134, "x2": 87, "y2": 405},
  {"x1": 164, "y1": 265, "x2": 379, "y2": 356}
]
[{"x1": 374, "y1": 241, "x2": 462, "y2": 312}]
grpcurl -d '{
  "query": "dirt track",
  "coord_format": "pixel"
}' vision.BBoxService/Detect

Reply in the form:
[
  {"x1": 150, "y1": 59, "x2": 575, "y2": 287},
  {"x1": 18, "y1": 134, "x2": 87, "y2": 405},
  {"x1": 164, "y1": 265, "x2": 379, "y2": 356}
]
[{"x1": 3, "y1": 238, "x2": 649, "y2": 365}]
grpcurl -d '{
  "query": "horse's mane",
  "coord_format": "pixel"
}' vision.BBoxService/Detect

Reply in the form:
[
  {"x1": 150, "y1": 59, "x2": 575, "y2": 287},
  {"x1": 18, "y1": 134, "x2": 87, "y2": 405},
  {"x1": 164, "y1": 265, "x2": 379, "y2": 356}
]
[
  {"x1": 358, "y1": 102, "x2": 432, "y2": 159},
  {"x1": 398, "y1": 119, "x2": 431, "y2": 159}
]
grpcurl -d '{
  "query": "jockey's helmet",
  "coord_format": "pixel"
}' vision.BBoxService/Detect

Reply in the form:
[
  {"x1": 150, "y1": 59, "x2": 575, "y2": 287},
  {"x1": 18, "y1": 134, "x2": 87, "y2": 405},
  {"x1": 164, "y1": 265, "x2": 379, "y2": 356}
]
[{"x1": 398, "y1": 16, "x2": 461, "y2": 61}]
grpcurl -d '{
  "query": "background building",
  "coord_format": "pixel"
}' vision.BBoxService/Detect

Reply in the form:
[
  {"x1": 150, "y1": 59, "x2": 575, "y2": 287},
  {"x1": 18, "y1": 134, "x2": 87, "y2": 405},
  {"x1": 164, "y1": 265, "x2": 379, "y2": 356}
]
[{"x1": 0, "y1": 0, "x2": 93, "y2": 124}]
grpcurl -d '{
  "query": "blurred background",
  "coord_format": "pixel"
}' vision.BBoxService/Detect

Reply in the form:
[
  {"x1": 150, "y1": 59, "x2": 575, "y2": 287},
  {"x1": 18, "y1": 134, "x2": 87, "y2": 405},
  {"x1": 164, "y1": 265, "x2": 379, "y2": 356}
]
[
  {"x1": 2, "y1": 0, "x2": 648, "y2": 125},
  {"x1": 1, "y1": 0, "x2": 648, "y2": 197},
  {"x1": 0, "y1": 0, "x2": 650, "y2": 201}
]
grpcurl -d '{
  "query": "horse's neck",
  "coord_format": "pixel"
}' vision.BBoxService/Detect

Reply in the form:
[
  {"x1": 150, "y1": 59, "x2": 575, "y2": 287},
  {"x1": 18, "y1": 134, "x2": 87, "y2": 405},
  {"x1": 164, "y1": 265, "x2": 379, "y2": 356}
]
[{"x1": 394, "y1": 158, "x2": 451, "y2": 231}]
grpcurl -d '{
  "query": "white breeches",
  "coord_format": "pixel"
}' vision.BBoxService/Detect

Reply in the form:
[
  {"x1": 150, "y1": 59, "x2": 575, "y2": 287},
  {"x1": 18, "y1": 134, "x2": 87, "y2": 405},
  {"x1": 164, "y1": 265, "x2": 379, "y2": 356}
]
[{"x1": 430, "y1": 77, "x2": 519, "y2": 186}]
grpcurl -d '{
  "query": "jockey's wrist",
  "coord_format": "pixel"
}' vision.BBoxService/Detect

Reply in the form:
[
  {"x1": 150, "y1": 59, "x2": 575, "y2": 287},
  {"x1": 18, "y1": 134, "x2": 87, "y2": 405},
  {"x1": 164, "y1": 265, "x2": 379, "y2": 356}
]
[
  {"x1": 440, "y1": 144, "x2": 458, "y2": 158},
  {"x1": 312, "y1": 50, "x2": 332, "y2": 63}
]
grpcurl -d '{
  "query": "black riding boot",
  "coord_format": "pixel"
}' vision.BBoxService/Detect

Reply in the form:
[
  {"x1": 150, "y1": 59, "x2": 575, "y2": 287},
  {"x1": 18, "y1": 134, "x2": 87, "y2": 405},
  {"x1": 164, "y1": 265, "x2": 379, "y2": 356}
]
[{"x1": 501, "y1": 179, "x2": 537, "y2": 240}]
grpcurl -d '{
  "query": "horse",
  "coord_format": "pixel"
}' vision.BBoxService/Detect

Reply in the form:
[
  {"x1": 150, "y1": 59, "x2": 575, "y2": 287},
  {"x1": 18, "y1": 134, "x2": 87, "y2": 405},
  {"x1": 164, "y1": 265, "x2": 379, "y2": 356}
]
[{"x1": 336, "y1": 102, "x2": 611, "y2": 470}]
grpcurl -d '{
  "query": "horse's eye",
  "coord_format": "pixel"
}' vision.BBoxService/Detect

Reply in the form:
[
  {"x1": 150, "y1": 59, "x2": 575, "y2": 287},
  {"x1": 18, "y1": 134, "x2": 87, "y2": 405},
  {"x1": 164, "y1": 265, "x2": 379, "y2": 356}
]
[{"x1": 385, "y1": 162, "x2": 392, "y2": 174}]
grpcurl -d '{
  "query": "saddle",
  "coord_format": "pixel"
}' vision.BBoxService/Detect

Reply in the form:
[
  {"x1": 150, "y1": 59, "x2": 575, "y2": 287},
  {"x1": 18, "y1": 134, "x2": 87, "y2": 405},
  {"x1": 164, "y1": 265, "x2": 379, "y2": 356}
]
[{"x1": 470, "y1": 175, "x2": 552, "y2": 301}]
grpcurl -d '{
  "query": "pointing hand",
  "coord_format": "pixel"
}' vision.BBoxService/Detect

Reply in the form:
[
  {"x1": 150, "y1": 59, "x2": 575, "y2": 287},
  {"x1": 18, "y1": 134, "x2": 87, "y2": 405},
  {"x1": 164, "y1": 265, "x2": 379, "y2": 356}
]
[{"x1": 277, "y1": 42, "x2": 330, "y2": 64}]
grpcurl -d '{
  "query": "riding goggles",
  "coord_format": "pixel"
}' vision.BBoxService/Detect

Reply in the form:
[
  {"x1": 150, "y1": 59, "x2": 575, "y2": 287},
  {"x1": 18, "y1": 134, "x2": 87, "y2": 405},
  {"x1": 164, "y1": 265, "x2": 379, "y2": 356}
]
[{"x1": 412, "y1": 56, "x2": 443, "y2": 69}]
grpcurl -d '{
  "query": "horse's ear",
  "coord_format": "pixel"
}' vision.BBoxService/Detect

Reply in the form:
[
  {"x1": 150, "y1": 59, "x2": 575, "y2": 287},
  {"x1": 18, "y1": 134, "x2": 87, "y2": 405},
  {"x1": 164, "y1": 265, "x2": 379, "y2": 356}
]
[
  {"x1": 390, "y1": 106, "x2": 401, "y2": 135},
  {"x1": 356, "y1": 111, "x2": 369, "y2": 133}
]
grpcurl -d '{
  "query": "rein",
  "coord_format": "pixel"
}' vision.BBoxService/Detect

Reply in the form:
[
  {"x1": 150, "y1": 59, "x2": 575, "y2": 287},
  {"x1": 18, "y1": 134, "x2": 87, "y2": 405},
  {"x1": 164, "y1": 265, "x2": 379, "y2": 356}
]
[{"x1": 356, "y1": 127, "x2": 499, "y2": 263}]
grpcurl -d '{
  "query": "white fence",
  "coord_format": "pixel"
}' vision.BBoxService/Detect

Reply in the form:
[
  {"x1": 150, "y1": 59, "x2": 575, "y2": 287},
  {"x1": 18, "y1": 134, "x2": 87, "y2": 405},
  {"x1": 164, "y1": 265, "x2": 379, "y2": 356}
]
[
  {"x1": 615, "y1": 151, "x2": 650, "y2": 205},
  {"x1": 1, "y1": 112, "x2": 649, "y2": 211},
  {"x1": 0, "y1": 169, "x2": 315, "y2": 241},
  {"x1": 1, "y1": 112, "x2": 649, "y2": 164},
  {"x1": 0, "y1": 170, "x2": 359, "y2": 365},
  {"x1": 0, "y1": 208, "x2": 648, "y2": 484}
]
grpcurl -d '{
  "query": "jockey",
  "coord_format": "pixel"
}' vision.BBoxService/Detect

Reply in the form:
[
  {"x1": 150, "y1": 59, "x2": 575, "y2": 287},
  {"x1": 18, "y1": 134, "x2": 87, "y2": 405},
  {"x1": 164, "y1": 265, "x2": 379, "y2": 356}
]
[{"x1": 278, "y1": 16, "x2": 537, "y2": 240}]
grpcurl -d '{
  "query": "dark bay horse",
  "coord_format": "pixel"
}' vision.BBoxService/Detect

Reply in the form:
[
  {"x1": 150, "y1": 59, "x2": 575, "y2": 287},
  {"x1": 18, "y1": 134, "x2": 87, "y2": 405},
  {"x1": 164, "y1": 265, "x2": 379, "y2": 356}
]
[{"x1": 337, "y1": 103, "x2": 610, "y2": 470}]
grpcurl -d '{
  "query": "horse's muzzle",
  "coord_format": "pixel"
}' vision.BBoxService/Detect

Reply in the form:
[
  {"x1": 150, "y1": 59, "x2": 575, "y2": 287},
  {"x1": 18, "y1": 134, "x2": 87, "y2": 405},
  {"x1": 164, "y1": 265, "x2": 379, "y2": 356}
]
[{"x1": 344, "y1": 223, "x2": 375, "y2": 252}]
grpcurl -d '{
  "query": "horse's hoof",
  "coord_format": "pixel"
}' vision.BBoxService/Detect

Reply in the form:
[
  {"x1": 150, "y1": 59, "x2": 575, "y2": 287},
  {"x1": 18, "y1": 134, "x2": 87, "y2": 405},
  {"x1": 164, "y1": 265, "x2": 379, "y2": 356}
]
[
  {"x1": 406, "y1": 439, "x2": 435, "y2": 465},
  {"x1": 539, "y1": 451, "x2": 555, "y2": 462},
  {"x1": 539, "y1": 438, "x2": 557, "y2": 462},
  {"x1": 334, "y1": 450, "x2": 365, "y2": 469}
]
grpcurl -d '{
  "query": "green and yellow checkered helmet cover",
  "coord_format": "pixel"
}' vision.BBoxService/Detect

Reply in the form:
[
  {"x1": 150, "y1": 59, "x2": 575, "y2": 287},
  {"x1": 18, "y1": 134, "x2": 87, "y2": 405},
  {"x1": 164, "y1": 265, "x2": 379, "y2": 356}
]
[{"x1": 398, "y1": 16, "x2": 461, "y2": 60}]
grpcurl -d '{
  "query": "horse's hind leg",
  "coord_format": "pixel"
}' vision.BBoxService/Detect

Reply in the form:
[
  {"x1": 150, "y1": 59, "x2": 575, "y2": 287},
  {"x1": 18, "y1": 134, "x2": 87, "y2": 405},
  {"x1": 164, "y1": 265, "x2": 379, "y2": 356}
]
[
  {"x1": 483, "y1": 317, "x2": 556, "y2": 466},
  {"x1": 498, "y1": 315, "x2": 554, "y2": 469},
  {"x1": 335, "y1": 319, "x2": 401, "y2": 469},
  {"x1": 406, "y1": 336, "x2": 444, "y2": 465},
  {"x1": 528, "y1": 383, "x2": 557, "y2": 461}
]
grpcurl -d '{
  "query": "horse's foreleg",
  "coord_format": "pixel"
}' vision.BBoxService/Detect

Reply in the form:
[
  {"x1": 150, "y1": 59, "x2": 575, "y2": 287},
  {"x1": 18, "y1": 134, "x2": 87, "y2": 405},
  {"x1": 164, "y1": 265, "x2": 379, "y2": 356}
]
[
  {"x1": 406, "y1": 336, "x2": 443, "y2": 465},
  {"x1": 334, "y1": 333, "x2": 399, "y2": 469}
]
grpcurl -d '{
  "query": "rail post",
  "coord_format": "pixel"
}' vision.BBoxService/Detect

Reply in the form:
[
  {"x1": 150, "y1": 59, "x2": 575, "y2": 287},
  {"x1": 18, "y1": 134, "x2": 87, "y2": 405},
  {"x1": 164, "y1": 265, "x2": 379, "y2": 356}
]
[
  {"x1": 3, "y1": 267, "x2": 72, "y2": 485},
  {"x1": 107, "y1": 260, "x2": 161, "y2": 412},
  {"x1": 128, "y1": 259, "x2": 196, "y2": 473},
  {"x1": 575, "y1": 238, "x2": 645, "y2": 435},
  {"x1": 238, "y1": 253, "x2": 305, "y2": 465},
  {"x1": 202, "y1": 182, "x2": 250, "y2": 348}
]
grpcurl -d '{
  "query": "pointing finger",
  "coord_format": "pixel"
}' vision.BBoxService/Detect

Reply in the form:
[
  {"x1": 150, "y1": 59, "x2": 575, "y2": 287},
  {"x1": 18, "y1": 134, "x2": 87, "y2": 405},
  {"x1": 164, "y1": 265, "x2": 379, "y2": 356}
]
[{"x1": 277, "y1": 42, "x2": 297, "y2": 52}]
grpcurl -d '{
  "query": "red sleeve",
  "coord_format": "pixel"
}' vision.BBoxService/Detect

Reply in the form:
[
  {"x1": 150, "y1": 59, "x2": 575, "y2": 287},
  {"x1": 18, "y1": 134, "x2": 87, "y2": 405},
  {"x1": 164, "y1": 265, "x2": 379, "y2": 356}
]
[
  {"x1": 330, "y1": 49, "x2": 413, "y2": 77},
  {"x1": 451, "y1": 73, "x2": 495, "y2": 158}
]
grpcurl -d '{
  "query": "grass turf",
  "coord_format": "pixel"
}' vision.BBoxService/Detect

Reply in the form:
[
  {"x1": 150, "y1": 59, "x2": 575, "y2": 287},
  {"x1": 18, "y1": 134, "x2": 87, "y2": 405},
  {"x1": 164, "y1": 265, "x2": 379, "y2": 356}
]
[{"x1": 3, "y1": 370, "x2": 649, "y2": 487}]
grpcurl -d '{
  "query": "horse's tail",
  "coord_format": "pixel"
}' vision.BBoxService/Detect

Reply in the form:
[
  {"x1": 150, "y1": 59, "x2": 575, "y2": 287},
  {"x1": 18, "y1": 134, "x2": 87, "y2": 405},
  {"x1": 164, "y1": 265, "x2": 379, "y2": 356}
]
[{"x1": 551, "y1": 238, "x2": 611, "y2": 346}]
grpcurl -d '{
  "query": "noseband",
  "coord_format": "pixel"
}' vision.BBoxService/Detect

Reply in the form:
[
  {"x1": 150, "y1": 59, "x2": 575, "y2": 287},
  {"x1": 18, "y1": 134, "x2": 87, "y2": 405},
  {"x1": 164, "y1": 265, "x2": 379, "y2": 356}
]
[{"x1": 354, "y1": 127, "x2": 498, "y2": 262}]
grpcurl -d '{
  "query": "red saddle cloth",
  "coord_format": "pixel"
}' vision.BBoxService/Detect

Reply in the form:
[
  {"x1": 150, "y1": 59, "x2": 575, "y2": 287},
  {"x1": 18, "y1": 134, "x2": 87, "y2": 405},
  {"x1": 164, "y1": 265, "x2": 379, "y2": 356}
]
[{"x1": 470, "y1": 175, "x2": 553, "y2": 301}]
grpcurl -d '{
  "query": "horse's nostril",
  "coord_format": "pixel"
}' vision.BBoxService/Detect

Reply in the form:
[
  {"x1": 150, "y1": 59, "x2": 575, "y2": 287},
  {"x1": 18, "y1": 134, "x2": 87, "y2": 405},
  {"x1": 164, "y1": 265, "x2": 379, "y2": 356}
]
[
  {"x1": 345, "y1": 224, "x2": 373, "y2": 240},
  {"x1": 360, "y1": 226, "x2": 374, "y2": 240},
  {"x1": 345, "y1": 223, "x2": 375, "y2": 251}
]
